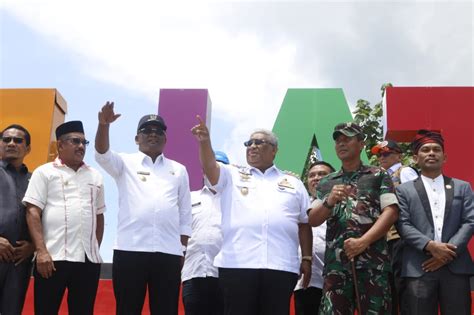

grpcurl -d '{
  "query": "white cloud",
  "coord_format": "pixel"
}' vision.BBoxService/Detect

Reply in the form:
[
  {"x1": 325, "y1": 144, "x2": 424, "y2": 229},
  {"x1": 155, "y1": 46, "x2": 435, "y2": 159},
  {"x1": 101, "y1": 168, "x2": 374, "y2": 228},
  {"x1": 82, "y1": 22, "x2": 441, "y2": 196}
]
[{"x1": 2, "y1": 0, "x2": 472, "y2": 166}]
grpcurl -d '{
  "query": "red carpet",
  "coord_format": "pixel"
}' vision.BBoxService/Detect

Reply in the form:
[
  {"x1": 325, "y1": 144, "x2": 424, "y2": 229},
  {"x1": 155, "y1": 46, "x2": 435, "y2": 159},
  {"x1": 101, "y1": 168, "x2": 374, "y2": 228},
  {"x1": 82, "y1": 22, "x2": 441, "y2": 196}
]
[{"x1": 22, "y1": 278, "x2": 474, "y2": 314}]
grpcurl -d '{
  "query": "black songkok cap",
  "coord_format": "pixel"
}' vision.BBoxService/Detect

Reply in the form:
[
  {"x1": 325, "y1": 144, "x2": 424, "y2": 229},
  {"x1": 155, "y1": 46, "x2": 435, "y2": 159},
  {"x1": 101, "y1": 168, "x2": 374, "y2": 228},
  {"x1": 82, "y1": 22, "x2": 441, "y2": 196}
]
[
  {"x1": 137, "y1": 114, "x2": 167, "y2": 132},
  {"x1": 55, "y1": 121, "x2": 84, "y2": 139},
  {"x1": 411, "y1": 129, "x2": 444, "y2": 154}
]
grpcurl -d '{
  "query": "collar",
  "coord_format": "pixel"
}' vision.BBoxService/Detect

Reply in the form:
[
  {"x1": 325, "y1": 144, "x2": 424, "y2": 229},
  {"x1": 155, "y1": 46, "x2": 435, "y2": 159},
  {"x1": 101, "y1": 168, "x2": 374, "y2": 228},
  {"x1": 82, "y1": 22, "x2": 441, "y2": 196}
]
[
  {"x1": 388, "y1": 162, "x2": 402, "y2": 175},
  {"x1": 248, "y1": 164, "x2": 278, "y2": 176},
  {"x1": 0, "y1": 160, "x2": 28, "y2": 173},
  {"x1": 53, "y1": 157, "x2": 87, "y2": 169},
  {"x1": 332, "y1": 163, "x2": 370, "y2": 179},
  {"x1": 138, "y1": 151, "x2": 164, "y2": 165},
  {"x1": 421, "y1": 173, "x2": 444, "y2": 184}
]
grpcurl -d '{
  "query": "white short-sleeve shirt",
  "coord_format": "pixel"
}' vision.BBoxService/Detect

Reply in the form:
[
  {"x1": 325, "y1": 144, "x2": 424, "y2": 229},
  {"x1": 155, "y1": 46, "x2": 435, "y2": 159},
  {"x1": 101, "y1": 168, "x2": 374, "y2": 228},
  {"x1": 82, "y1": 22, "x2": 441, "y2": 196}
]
[
  {"x1": 295, "y1": 222, "x2": 326, "y2": 290},
  {"x1": 95, "y1": 149, "x2": 192, "y2": 256},
  {"x1": 211, "y1": 164, "x2": 310, "y2": 274},
  {"x1": 23, "y1": 158, "x2": 105, "y2": 263},
  {"x1": 181, "y1": 187, "x2": 222, "y2": 282}
]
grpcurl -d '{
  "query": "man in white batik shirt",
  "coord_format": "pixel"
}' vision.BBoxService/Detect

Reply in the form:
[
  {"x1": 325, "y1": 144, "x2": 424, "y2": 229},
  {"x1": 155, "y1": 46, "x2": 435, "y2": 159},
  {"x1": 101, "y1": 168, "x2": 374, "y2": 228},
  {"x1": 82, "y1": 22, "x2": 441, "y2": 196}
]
[{"x1": 24, "y1": 120, "x2": 105, "y2": 315}]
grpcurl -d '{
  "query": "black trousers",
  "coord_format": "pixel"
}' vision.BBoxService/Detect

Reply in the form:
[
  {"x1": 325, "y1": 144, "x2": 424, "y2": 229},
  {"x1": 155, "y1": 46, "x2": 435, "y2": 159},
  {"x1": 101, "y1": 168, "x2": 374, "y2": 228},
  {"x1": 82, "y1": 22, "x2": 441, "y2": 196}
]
[
  {"x1": 388, "y1": 238, "x2": 405, "y2": 315},
  {"x1": 218, "y1": 268, "x2": 298, "y2": 315},
  {"x1": 0, "y1": 260, "x2": 32, "y2": 315},
  {"x1": 113, "y1": 250, "x2": 181, "y2": 315},
  {"x1": 403, "y1": 266, "x2": 471, "y2": 315},
  {"x1": 33, "y1": 259, "x2": 100, "y2": 315},
  {"x1": 293, "y1": 287, "x2": 323, "y2": 315},
  {"x1": 182, "y1": 277, "x2": 224, "y2": 315}
]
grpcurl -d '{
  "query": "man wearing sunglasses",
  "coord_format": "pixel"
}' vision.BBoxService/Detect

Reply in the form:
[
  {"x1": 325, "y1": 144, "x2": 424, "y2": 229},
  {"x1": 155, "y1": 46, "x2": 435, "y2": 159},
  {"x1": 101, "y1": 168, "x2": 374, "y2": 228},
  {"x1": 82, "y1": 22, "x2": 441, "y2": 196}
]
[
  {"x1": 24, "y1": 120, "x2": 105, "y2": 315},
  {"x1": 0, "y1": 124, "x2": 35, "y2": 315},
  {"x1": 95, "y1": 102, "x2": 192, "y2": 315},
  {"x1": 371, "y1": 140, "x2": 418, "y2": 314},
  {"x1": 191, "y1": 117, "x2": 312, "y2": 315}
]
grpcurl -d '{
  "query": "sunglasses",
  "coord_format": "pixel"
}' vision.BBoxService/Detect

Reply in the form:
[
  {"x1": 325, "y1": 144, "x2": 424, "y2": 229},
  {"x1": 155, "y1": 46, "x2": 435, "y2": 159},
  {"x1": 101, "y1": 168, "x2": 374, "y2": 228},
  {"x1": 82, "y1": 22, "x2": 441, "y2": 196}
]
[
  {"x1": 66, "y1": 137, "x2": 89, "y2": 146},
  {"x1": 244, "y1": 139, "x2": 274, "y2": 147},
  {"x1": 138, "y1": 128, "x2": 165, "y2": 135},
  {"x1": 1, "y1": 136, "x2": 25, "y2": 144},
  {"x1": 377, "y1": 151, "x2": 394, "y2": 158}
]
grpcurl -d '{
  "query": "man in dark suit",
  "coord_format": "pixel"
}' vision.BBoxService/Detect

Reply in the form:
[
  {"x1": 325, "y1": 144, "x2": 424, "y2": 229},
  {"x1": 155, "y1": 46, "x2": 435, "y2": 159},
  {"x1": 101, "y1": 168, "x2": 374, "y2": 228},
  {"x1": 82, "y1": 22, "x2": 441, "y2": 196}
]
[{"x1": 396, "y1": 129, "x2": 474, "y2": 315}]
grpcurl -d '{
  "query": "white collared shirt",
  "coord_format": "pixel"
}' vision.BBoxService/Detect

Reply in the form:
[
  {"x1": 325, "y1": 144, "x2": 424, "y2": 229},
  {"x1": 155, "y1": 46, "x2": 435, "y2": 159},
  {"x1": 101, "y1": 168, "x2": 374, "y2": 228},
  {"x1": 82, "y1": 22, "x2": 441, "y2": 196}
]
[
  {"x1": 23, "y1": 158, "x2": 105, "y2": 263},
  {"x1": 421, "y1": 174, "x2": 446, "y2": 242},
  {"x1": 387, "y1": 162, "x2": 418, "y2": 183},
  {"x1": 181, "y1": 187, "x2": 222, "y2": 282},
  {"x1": 295, "y1": 222, "x2": 326, "y2": 290},
  {"x1": 211, "y1": 164, "x2": 310, "y2": 274},
  {"x1": 95, "y1": 150, "x2": 192, "y2": 256}
]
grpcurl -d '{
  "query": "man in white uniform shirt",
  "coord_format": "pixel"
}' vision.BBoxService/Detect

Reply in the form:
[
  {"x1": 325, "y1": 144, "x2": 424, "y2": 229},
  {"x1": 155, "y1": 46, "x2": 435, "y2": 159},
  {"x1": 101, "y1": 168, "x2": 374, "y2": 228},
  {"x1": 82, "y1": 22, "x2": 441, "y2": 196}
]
[
  {"x1": 24, "y1": 121, "x2": 105, "y2": 315},
  {"x1": 294, "y1": 161, "x2": 335, "y2": 315},
  {"x1": 181, "y1": 151, "x2": 230, "y2": 315},
  {"x1": 191, "y1": 117, "x2": 312, "y2": 315},
  {"x1": 396, "y1": 130, "x2": 474, "y2": 314},
  {"x1": 95, "y1": 102, "x2": 192, "y2": 315}
]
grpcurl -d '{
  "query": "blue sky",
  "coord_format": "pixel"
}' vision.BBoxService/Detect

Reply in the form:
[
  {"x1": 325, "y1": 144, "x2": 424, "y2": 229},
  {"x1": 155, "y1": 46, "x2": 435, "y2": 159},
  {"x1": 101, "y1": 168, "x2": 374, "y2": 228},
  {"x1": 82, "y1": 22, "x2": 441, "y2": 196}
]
[{"x1": 1, "y1": 1, "x2": 472, "y2": 261}]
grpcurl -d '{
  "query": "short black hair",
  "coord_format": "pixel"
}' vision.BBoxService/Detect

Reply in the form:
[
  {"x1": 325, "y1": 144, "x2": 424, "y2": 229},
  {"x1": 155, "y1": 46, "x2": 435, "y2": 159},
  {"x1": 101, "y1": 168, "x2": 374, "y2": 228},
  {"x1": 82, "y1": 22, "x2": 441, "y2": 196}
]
[
  {"x1": 307, "y1": 161, "x2": 336, "y2": 173},
  {"x1": 2, "y1": 124, "x2": 31, "y2": 146}
]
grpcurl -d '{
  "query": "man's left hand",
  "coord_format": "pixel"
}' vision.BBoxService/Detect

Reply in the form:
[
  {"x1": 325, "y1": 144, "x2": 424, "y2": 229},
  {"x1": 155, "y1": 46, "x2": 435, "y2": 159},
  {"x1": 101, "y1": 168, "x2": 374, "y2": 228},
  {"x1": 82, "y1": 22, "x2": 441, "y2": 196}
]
[
  {"x1": 13, "y1": 240, "x2": 35, "y2": 266},
  {"x1": 422, "y1": 257, "x2": 446, "y2": 272},
  {"x1": 343, "y1": 237, "x2": 369, "y2": 261},
  {"x1": 299, "y1": 260, "x2": 312, "y2": 289}
]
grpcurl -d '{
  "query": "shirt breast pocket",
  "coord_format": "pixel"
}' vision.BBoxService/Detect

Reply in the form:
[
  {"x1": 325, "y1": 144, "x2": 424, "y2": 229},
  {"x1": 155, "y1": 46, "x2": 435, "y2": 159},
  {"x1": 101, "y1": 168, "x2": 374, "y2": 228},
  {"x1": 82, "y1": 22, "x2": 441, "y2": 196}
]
[{"x1": 275, "y1": 186, "x2": 298, "y2": 209}]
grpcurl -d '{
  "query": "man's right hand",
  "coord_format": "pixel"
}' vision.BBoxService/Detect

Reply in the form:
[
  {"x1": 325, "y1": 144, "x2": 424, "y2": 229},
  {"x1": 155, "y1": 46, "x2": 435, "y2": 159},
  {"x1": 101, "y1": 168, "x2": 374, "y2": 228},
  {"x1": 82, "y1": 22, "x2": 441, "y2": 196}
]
[
  {"x1": 190, "y1": 115, "x2": 210, "y2": 142},
  {"x1": 425, "y1": 240, "x2": 457, "y2": 263},
  {"x1": 0, "y1": 237, "x2": 14, "y2": 262},
  {"x1": 98, "y1": 101, "x2": 121, "y2": 125},
  {"x1": 36, "y1": 249, "x2": 56, "y2": 279}
]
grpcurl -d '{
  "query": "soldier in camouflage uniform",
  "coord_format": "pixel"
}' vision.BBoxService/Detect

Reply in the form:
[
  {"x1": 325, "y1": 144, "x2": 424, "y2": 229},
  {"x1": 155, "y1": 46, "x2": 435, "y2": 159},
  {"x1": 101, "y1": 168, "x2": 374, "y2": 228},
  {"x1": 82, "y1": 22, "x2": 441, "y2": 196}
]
[{"x1": 308, "y1": 122, "x2": 400, "y2": 315}]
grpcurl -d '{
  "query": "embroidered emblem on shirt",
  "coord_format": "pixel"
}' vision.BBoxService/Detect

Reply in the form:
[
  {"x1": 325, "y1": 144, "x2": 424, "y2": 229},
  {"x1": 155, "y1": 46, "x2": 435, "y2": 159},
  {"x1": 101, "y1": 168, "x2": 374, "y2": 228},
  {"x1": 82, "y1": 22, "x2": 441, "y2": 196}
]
[
  {"x1": 241, "y1": 187, "x2": 249, "y2": 196},
  {"x1": 278, "y1": 178, "x2": 294, "y2": 190},
  {"x1": 445, "y1": 184, "x2": 452, "y2": 189},
  {"x1": 238, "y1": 168, "x2": 252, "y2": 182}
]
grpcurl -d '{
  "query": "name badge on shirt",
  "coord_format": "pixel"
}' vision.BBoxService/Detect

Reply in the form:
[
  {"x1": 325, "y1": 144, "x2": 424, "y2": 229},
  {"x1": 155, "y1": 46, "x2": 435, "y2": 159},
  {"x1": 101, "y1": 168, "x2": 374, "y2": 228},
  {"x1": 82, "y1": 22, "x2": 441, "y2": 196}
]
[
  {"x1": 277, "y1": 178, "x2": 295, "y2": 190},
  {"x1": 137, "y1": 171, "x2": 150, "y2": 182}
]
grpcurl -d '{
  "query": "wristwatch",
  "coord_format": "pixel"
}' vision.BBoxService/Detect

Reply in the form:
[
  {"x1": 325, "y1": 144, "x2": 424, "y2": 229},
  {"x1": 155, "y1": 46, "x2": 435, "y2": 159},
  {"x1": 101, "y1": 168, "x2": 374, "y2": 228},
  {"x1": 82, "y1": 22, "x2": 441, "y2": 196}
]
[{"x1": 322, "y1": 197, "x2": 335, "y2": 209}]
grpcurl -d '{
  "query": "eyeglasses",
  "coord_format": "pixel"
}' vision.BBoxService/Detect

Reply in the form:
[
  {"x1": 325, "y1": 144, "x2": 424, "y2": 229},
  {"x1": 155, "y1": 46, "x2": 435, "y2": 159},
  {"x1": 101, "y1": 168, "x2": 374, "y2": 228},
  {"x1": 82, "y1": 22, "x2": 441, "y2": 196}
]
[
  {"x1": 1, "y1": 137, "x2": 24, "y2": 144},
  {"x1": 138, "y1": 128, "x2": 165, "y2": 136},
  {"x1": 244, "y1": 139, "x2": 274, "y2": 147},
  {"x1": 377, "y1": 151, "x2": 394, "y2": 158},
  {"x1": 65, "y1": 137, "x2": 89, "y2": 146}
]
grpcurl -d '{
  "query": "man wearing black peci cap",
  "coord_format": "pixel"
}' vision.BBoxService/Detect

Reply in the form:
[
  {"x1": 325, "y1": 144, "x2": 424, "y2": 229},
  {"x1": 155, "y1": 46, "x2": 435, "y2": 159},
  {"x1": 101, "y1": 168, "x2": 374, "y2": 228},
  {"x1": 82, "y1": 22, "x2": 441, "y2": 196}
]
[
  {"x1": 95, "y1": 102, "x2": 192, "y2": 315},
  {"x1": 307, "y1": 122, "x2": 399, "y2": 315},
  {"x1": 396, "y1": 130, "x2": 474, "y2": 314},
  {"x1": 24, "y1": 120, "x2": 105, "y2": 315}
]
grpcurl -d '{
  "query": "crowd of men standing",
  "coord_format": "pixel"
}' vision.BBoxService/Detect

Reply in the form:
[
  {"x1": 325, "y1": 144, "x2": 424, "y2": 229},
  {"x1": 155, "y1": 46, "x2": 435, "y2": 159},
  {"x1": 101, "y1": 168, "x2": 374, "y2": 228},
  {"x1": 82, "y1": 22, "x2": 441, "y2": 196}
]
[{"x1": 0, "y1": 102, "x2": 472, "y2": 315}]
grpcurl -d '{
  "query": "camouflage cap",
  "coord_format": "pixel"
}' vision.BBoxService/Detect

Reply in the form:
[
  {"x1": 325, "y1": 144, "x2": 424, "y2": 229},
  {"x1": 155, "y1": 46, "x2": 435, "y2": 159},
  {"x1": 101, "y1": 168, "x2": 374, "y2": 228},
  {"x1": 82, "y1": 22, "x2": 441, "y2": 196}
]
[{"x1": 332, "y1": 122, "x2": 363, "y2": 140}]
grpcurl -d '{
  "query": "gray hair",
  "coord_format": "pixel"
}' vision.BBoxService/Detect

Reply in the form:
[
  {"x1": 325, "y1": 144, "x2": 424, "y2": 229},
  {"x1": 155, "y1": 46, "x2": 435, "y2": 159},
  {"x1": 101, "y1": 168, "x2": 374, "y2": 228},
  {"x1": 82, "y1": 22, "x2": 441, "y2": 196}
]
[{"x1": 250, "y1": 129, "x2": 278, "y2": 147}]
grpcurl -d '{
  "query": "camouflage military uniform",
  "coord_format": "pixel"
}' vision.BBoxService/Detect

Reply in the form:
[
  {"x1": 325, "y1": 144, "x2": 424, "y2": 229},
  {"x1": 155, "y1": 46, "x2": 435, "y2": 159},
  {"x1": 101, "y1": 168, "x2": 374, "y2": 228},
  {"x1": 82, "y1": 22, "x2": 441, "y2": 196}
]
[{"x1": 316, "y1": 165, "x2": 398, "y2": 315}]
